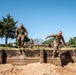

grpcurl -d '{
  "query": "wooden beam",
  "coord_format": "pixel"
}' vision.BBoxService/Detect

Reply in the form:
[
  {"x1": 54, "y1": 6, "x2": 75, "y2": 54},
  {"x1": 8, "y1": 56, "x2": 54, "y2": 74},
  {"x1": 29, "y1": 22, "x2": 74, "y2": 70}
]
[{"x1": 0, "y1": 47, "x2": 76, "y2": 51}]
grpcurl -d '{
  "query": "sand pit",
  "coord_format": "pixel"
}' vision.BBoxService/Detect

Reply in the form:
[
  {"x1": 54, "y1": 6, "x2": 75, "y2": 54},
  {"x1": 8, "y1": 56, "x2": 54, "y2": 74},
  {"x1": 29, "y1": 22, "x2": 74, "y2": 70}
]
[{"x1": 0, "y1": 62, "x2": 76, "y2": 75}]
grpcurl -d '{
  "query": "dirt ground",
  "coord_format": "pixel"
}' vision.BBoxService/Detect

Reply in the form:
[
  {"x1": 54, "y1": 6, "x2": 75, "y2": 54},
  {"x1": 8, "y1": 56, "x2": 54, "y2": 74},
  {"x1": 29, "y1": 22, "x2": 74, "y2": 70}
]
[{"x1": 0, "y1": 62, "x2": 76, "y2": 75}]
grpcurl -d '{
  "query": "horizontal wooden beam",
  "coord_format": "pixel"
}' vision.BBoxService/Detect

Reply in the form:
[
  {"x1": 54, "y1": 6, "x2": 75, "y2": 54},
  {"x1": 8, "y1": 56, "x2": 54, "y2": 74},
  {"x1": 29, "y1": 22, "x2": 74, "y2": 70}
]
[
  {"x1": 0, "y1": 47, "x2": 76, "y2": 51},
  {"x1": 0, "y1": 47, "x2": 76, "y2": 66}
]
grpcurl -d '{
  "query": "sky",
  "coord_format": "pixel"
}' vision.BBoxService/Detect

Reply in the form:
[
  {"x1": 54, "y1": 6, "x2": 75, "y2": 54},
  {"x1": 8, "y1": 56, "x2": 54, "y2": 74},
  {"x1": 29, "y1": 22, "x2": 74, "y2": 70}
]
[{"x1": 0, "y1": 0, "x2": 76, "y2": 44}]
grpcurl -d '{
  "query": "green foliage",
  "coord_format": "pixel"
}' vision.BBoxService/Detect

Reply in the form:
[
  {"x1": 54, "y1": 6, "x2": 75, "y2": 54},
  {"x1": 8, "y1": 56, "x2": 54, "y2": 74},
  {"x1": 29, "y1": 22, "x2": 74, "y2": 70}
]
[
  {"x1": 42, "y1": 38, "x2": 54, "y2": 44},
  {"x1": 0, "y1": 21, "x2": 4, "y2": 37},
  {"x1": 0, "y1": 14, "x2": 18, "y2": 44},
  {"x1": 68, "y1": 37, "x2": 76, "y2": 45}
]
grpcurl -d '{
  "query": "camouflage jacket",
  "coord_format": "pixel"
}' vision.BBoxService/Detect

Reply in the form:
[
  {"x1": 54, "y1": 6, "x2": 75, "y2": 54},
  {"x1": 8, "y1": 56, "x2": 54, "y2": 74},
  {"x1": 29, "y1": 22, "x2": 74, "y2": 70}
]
[
  {"x1": 51, "y1": 34, "x2": 65, "y2": 46},
  {"x1": 15, "y1": 27, "x2": 28, "y2": 36}
]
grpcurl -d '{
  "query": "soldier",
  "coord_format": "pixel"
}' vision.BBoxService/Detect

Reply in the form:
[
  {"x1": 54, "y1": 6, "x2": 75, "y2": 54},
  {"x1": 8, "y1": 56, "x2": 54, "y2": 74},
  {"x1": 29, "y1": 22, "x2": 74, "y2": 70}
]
[
  {"x1": 45, "y1": 31, "x2": 66, "y2": 58},
  {"x1": 15, "y1": 23, "x2": 28, "y2": 48},
  {"x1": 29, "y1": 38, "x2": 34, "y2": 48}
]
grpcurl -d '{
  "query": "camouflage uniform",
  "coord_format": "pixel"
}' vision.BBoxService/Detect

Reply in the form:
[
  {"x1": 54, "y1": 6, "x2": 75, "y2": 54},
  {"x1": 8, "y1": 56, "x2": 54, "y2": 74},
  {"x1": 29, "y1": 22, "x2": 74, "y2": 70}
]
[
  {"x1": 29, "y1": 38, "x2": 34, "y2": 48},
  {"x1": 15, "y1": 27, "x2": 28, "y2": 48},
  {"x1": 51, "y1": 34, "x2": 65, "y2": 56}
]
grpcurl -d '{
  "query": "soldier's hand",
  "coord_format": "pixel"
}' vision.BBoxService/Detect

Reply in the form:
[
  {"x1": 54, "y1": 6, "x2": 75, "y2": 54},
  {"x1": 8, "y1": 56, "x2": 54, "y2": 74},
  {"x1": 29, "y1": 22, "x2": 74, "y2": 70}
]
[
  {"x1": 62, "y1": 43, "x2": 67, "y2": 47},
  {"x1": 45, "y1": 36, "x2": 51, "y2": 39},
  {"x1": 25, "y1": 33, "x2": 28, "y2": 36},
  {"x1": 62, "y1": 43, "x2": 65, "y2": 47}
]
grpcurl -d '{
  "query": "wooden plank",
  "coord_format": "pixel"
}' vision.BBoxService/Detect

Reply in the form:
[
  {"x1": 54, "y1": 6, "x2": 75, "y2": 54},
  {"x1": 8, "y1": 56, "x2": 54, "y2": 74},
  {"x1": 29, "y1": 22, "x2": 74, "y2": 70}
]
[
  {"x1": 40, "y1": 49, "x2": 44, "y2": 63},
  {"x1": 0, "y1": 49, "x2": 76, "y2": 66},
  {"x1": 0, "y1": 47, "x2": 76, "y2": 51}
]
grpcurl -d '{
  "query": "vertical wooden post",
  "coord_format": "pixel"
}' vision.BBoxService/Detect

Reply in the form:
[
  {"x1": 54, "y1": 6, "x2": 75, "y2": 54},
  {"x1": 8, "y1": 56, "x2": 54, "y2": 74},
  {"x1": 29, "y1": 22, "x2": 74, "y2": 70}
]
[
  {"x1": 1, "y1": 49, "x2": 7, "y2": 64},
  {"x1": 40, "y1": 49, "x2": 44, "y2": 63}
]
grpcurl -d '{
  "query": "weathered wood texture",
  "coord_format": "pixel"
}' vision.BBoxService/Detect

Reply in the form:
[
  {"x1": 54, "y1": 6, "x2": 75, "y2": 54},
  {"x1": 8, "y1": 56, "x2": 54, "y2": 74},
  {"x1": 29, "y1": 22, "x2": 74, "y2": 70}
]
[{"x1": 0, "y1": 47, "x2": 76, "y2": 66}]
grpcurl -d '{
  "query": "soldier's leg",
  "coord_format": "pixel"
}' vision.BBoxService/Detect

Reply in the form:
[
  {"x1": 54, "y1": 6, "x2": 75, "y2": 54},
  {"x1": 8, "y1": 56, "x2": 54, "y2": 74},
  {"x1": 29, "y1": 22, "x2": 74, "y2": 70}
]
[
  {"x1": 58, "y1": 46, "x2": 61, "y2": 57},
  {"x1": 17, "y1": 35, "x2": 21, "y2": 48},
  {"x1": 52, "y1": 46, "x2": 58, "y2": 57},
  {"x1": 21, "y1": 35, "x2": 25, "y2": 48}
]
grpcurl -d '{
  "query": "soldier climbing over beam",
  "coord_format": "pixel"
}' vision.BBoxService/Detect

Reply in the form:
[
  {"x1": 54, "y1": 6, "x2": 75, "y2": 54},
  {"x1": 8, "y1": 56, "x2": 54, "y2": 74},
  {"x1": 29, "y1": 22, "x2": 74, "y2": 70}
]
[
  {"x1": 45, "y1": 31, "x2": 66, "y2": 58},
  {"x1": 15, "y1": 23, "x2": 28, "y2": 54}
]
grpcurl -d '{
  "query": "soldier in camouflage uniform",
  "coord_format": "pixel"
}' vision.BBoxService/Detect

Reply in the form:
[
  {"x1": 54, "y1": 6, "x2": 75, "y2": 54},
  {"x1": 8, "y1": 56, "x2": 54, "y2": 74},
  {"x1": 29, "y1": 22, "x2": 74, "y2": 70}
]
[
  {"x1": 29, "y1": 38, "x2": 34, "y2": 48},
  {"x1": 45, "y1": 31, "x2": 66, "y2": 58},
  {"x1": 15, "y1": 23, "x2": 28, "y2": 48}
]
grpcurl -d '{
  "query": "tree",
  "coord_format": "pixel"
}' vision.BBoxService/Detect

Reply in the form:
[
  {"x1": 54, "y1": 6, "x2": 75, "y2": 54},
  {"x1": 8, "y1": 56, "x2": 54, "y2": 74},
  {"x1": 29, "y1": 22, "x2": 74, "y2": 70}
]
[
  {"x1": 0, "y1": 14, "x2": 18, "y2": 44},
  {"x1": 0, "y1": 21, "x2": 4, "y2": 38},
  {"x1": 68, "y1": 37, "x2": 76, "y2": 45}
]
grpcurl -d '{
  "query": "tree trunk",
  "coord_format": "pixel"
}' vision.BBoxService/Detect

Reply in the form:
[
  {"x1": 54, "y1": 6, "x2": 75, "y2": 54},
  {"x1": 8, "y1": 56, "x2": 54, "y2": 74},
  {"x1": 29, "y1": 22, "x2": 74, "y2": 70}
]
[{"x1": 5, "y1": 36, "x2": 8, "y2": 45}]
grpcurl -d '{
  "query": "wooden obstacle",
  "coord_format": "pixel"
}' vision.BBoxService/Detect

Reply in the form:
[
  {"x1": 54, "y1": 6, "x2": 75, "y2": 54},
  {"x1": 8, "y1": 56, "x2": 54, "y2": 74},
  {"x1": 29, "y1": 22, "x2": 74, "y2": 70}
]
[{"x1": 0, "y1": 47, "x2": 76, "y2": 66}]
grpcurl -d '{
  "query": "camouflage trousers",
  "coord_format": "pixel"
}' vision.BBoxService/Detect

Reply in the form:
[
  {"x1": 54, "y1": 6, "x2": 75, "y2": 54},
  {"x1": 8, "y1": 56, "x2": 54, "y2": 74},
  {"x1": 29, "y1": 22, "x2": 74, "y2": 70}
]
[
  {"x1": 52, "y1": 45, "x2": 61, "y2": 57},
  {"x1": 17, "y1": 34, "x2": 25, "y2": 48}
]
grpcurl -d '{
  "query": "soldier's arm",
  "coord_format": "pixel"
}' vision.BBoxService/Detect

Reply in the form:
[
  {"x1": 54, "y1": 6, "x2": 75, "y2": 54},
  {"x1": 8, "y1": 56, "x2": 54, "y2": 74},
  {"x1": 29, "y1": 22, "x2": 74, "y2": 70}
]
[
  {"x1": 24, "y1": 28, "x2": 28, "y2": 36},
  {"x1": 45, "y1": 34, "x2": 56, "y2": 39},
  {"x1": 61, "y1": 36, "x2": 66, "y2": 45}
]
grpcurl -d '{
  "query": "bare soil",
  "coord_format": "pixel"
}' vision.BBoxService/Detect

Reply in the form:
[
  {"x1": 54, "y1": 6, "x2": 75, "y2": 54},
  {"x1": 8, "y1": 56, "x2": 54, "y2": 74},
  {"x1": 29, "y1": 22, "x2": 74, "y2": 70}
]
[{"x1": 0, "y1": 62, "x2": 76, "y2": 75}]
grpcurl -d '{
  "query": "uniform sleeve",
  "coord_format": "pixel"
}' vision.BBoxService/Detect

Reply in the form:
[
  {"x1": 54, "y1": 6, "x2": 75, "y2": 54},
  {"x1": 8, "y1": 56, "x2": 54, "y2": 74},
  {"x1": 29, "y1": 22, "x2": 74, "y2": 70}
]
[
  {"x1": 51, "y1": 34, "x2": 57, "y2": 37},
  {"x1": 61, "y1": 36, "x2": 65, "y2": 45},
  {"x1": 24, "y1": 27, "x2": 28, "y2": 36},
  {"x1": 46, "y1": 34, "x2": 56, "y2": 39}
]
